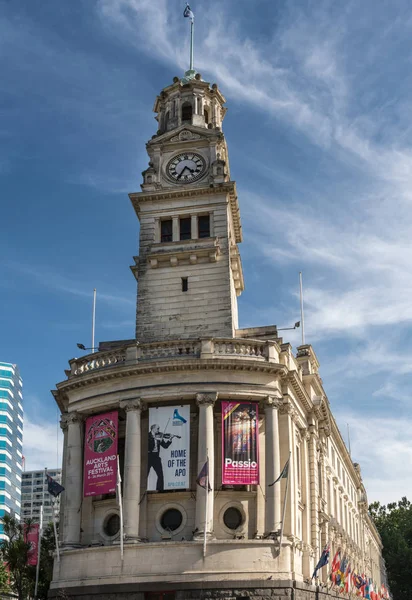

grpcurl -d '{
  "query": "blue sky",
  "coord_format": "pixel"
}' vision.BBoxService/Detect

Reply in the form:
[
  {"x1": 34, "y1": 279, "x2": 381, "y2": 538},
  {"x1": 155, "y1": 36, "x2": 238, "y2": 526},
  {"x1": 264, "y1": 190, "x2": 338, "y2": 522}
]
[{"x1": 1, "y1": 0, "x2": 412, "y2": 504}]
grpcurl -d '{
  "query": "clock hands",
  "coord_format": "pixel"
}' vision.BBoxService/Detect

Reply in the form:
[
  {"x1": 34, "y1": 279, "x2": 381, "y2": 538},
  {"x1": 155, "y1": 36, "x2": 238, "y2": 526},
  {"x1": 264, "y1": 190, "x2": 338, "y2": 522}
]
[{"x1": 177, "y1": 166, "x2": 195, "y2": 180}]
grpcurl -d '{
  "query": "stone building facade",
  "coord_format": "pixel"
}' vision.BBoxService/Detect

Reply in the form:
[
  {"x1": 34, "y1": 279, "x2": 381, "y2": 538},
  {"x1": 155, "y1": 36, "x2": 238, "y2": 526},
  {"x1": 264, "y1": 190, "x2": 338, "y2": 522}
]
[{"x1": 50, "y1": 69, "x2": 385, "y2": 599}]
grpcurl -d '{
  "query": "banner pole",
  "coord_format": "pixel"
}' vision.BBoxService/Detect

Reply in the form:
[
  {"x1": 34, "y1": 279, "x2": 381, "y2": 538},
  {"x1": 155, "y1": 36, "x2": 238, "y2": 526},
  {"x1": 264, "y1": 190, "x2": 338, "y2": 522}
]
[
  {"x1": 279, "y1": 452, "x2": 291, "y2": 552},
  {"x1": 117, "y1": 455, "x2": 124, "y2": 561},
  {"x1": 203, "y1": 454, "x2": 208, "y2": 558},
  {"x1": 52, "y1": 500, "x2": 60, "y2": 562},
  {"x1": 34, "y1": 504, "x2": 43, "y2": 599}
]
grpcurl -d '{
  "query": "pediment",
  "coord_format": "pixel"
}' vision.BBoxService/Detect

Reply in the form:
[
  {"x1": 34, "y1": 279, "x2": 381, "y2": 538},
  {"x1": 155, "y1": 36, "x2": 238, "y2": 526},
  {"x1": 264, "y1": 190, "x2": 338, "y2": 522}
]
[{"x1": 147, "y1": 125, "x2": 221, "y2": 147}]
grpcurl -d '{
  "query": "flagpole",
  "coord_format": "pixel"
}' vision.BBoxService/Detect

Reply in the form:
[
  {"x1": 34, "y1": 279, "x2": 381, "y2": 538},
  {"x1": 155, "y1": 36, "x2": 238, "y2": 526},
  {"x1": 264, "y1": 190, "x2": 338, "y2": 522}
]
[
  {"x1": 203, "y1": 454, "x2": 208, "y2": 558},
  {"x1": 34, "y1": 504, "x2": 43, "y2": 599},
  {"x1": 279, "y1": 452, "x2": 291, "y2": 551},
  {"x1": 190, "y1": 18, "x2": 194, "y2": 71},
  {"x1": 299, "y1": 272, "x2": 305, "y2": 345},
  {"x1": 52, "y1": 499, "x2": 60, "y2": 562},
  {"x1": 117, "y1": 455, "x2": 124, "y2": 562},
  {"x1": 91, "y1": 288, "x2": 96, "y2": 352}
]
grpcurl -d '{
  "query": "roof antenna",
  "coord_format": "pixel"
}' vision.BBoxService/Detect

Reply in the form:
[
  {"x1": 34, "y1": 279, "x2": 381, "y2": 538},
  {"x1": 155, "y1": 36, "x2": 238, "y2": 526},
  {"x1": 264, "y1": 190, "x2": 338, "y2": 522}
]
[{"x1": 299, "y1": 272, "x2": 305, "y2": 345}]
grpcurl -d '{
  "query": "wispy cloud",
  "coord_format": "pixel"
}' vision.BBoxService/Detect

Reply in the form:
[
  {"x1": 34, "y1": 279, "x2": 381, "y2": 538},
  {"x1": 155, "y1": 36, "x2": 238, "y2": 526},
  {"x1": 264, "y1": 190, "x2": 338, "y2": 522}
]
[
  {"x1": 23, "y1": 417, "x2": 62, "y2": 471},
  {"x1": 5, "y1": 261, "x2": 134, "y2": 308}
]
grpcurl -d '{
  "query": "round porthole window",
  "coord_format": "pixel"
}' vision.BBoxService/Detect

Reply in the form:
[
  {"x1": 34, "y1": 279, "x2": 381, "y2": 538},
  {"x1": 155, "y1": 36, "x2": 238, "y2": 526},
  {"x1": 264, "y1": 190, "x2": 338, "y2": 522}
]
[
  {"x1": 160, "y1": 508, "x2": 183, "y2": 532},
  {"x1": 223, "y1": 506, "x2": 243, "y2": 530},
  {"x1": 104, "y1": 513, "x2": 120, "y2": 537}
]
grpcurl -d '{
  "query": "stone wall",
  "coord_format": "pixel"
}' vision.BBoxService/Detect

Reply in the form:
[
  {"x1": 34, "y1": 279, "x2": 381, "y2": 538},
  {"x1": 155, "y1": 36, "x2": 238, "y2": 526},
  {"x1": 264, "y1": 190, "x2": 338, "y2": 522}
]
[{"x1": 48, "y1": 580, "x2": 345, "y2": 600}]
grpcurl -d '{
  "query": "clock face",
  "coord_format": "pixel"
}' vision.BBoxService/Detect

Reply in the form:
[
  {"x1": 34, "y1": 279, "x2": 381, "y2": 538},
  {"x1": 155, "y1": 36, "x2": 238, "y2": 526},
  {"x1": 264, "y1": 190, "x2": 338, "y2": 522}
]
[{"x1": 166, "y1": 153, "x2": 206, "y2": 183}]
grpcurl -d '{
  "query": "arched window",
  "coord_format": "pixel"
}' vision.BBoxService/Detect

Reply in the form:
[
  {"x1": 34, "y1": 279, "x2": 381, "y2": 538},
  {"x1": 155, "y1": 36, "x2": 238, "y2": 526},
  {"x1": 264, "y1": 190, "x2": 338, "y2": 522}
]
[
  {"x1": 164, "y1": 111, "x2": 170, "y2": 131},
  {"x1": 204, "y1": 107, "x2": 209, "y2": 124},
  {"x1": 181, "y1": 102, "x2": 192, "y2": 123}
]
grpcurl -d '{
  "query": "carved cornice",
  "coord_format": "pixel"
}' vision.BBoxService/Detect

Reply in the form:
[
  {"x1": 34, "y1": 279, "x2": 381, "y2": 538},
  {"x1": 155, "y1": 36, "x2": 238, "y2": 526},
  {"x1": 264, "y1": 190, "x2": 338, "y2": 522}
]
[
  {"x1": 196, "y1": 392, "x2": 218, "y2": 406},
  {"x1": 119, "y1": 398, "x2": 146, "y2": 412},
  {"x1": 56, "y1": 358, "x2": 288, "y2": 394}
]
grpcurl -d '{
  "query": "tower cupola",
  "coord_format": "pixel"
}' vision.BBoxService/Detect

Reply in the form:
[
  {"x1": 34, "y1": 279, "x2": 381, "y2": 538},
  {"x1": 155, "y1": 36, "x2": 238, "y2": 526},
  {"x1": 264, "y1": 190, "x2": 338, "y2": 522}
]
[{"x1": 154, "y1": 76, "x2": 227, "y2": 135}]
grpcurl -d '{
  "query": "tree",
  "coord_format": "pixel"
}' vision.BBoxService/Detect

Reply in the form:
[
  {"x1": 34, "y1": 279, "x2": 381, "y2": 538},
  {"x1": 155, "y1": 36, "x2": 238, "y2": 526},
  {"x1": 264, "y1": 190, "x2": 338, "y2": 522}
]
[
  {"x1": 34, "y1": 521, "x2": 57, "y2": 600},
  {"x1": 0, "y1": 514, "x2": 34, "y2": 600},
  {"x1": 369, "y1": 497, "x2": 412, "y2": 600}
]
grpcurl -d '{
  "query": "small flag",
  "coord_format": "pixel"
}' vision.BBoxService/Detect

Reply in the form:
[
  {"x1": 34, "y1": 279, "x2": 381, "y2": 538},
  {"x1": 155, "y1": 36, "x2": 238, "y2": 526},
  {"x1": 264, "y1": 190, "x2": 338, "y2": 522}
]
[
  {"x1": 312, "y1": 542, "x2": 330, "y2": 579},
  {"x1": 330, "y1": 548, "x2": 341, "y2": 584},
  {"x1": 183, "y1": 3, "x2": 194, "y2": 23},
  {"x1": 46, "y1": 473, "x2": 65, "y2": 497},
  {"x1": 196, "y1": 459, "x2": 211, "y2": 491},
  {"x1": 268, "y1": 456, "x2": 290, "y2": 487}
]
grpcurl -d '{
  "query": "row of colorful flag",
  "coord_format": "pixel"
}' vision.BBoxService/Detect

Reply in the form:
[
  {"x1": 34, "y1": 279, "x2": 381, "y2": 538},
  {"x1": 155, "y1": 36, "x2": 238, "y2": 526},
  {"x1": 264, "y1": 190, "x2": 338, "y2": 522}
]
[{"x1": 312, "y1": 544, "x2": 391, "y2": 600}]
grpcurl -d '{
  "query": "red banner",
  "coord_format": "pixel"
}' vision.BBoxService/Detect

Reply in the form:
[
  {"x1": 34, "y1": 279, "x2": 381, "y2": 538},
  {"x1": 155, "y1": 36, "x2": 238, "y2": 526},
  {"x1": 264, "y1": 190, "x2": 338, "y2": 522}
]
[
  {"x1": 83, "y1": 411, "x2": 118, "y2": 497},
  {"x1": 222, "y1": 401, "x2": 259, "y2": 485},
  {"x1": 25, "y1": 524, "x2": 39, "y2": 566}
]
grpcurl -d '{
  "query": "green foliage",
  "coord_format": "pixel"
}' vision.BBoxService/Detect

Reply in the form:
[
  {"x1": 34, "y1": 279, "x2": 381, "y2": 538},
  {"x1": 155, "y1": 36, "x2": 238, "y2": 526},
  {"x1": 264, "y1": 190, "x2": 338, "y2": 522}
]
[
  {"x1": 369, "y1": 497, "x2": 412, "y2": 600},
  {"x1": 0, "y1": 515, "x2": 57, "y2": 600},
  {"x1": 0, "y1": 514, "x2": 34, "y2": 600}
]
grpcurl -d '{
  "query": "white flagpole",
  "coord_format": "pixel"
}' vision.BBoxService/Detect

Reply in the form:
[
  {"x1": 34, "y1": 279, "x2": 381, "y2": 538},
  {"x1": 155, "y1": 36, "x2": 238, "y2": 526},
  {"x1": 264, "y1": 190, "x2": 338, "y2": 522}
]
[
  {"x1": 299, "y1": 272, "x2": 305, "y2": 345},
  {"x1": 51, "y1": 500, "x2": 60, "y2": 562},
  {"x1": 91, "y1": 288, "x2": 97, "y2": 352},
  {"x1": 34, "y1": 504, "x2": 43, "y2": 599},
  {"x1": 117, "y1": 455, "x2": 124, "y2": 561},
  {"x1": 203, "y1": 454, "x2": 208, "y2": 558},
  {"x1": 279, "y1": 452, "x2": 291, "y2": 552}
]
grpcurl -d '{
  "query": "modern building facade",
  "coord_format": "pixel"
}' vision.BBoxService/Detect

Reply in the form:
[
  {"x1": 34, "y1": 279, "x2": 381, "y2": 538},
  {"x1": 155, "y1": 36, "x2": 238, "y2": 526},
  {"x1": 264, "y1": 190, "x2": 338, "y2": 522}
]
[
  {"x1": 50, "y1": 66, "x2": 386, "y2": 600},
  {"x1": 21, "y1": 469, "x2": 62, "y2": 523},
  {"x1": 0, "y1": 362, "x2": 23, "y2": 538}
]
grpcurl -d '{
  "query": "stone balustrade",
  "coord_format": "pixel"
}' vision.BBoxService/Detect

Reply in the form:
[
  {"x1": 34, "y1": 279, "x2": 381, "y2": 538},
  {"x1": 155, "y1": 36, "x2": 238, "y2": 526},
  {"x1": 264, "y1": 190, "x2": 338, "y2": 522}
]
[{"x1": 69, "y1": 337, "x2": 282, "y2": 378}]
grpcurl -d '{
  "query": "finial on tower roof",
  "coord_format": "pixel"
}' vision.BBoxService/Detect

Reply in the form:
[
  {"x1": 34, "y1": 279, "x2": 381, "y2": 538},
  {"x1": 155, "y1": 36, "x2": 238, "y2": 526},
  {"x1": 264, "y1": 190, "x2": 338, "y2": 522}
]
[{"x1": 182, "y1": 3, "x2": 197, "y2": 83}]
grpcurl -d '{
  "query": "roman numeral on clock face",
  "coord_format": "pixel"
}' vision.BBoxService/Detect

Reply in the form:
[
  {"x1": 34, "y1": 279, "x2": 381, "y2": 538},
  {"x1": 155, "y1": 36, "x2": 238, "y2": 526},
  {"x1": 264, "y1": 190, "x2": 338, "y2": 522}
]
[{"x1": 166, "y1": 152, "x2": 206, "y2": 183}]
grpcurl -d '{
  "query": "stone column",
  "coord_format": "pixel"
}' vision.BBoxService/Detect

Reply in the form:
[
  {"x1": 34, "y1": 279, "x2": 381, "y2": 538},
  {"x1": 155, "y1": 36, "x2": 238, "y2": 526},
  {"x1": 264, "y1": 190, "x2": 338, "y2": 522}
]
[
  {"x1": 264, "y1": 396, "x2": 282, "y2": 536},
  {"x1": 120, "y1": 399, "x2": 144, "y2": 541},
  {"x1": 62, "y1": 412, "x2": 84, "y2": 547},
  {"x1": 58, "y1": 414, "x2": 69, "y2": 543},
  {"x1": 172, "y1": 216, "x2": 179, "y2": 241},
  {"x1": 191, "y1": 214, "x2": 198, "y2": 239},
  {"x1": 194, "y1": 392, "x2": 217, "y2": 538}
]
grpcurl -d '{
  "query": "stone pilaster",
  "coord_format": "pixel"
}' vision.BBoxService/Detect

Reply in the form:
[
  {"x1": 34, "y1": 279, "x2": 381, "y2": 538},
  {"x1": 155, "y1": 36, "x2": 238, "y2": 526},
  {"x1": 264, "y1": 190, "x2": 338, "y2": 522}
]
[
  {"x1": 263, "y1": 396, "x2": 282, "y2": 536},
  {"x1": 194, "y1": 392, "x2": 217, "y2": 539},
  {"x1": 120, "y1": 399, "x2": 145, "y2": 541},
  {"x1": 307, "y1": 423, "x2": 320, "y2": 554},
  {"x1": 62, "y1": 412, "x2": 84, "y2": 547}
]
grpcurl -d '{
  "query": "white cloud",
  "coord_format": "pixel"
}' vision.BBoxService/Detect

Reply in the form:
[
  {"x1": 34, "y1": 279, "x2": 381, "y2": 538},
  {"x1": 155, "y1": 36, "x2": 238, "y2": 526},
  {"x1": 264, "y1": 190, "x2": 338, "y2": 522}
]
[
  {"x1": 336, "y1": 411, "x2": 412, "y2": 504},
  {"x1": 22, "y1": 417, "x2": 62, "y2": 471}
]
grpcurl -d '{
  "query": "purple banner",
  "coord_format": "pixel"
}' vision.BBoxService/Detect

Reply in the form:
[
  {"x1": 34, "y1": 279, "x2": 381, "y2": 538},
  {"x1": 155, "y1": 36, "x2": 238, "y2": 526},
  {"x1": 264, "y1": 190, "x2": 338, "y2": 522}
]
[
  {"x1": 222, "y1": 401, "x2": 259, "y2": 485},
  {"x1": 83, "y1": 411, "x2": 118, "y2": 497}
]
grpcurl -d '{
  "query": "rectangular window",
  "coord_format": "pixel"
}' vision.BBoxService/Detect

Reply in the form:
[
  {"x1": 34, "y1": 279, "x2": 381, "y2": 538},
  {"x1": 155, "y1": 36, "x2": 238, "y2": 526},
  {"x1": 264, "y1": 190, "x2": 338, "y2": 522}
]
[
  {"x1": 198, "y1": 215, "x2": 210, "y2": 238},
  {"x1": 179, "y1": 217, "x2": 191, "y2": 240},
  {"x1": 317, "y1": 461, "x2": 322, "y2": 496},
  {"x1": 296, "y1": 446, "x2": 301, "y2": 488},
  {"x1": 161, "y1": 219, "x2": 173, "y2": 243},
  {"x1": 181, "y1": 277, "x2": 188, "y2": 292}
]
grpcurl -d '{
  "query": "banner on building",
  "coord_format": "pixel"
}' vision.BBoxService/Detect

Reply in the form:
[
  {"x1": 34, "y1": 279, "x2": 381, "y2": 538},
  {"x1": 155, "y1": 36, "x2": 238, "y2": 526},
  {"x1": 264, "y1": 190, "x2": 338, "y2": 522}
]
[
  {"x1": 83, "y1": 411, "x2": 118, "y2": 497},
  {"x1": 221, "y1": 401, "x2": 259, "y2": 485},
  {"x1": 148, "y1": 405, "x2": 190, "y2": 492},
  {"x1": 25, "y1": 523, "x2": 39, "y2": 566}
]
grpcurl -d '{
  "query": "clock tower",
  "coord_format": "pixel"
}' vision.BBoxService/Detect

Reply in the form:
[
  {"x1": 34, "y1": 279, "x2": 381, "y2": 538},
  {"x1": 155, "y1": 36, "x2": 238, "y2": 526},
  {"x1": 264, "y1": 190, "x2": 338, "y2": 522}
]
[{"x1": 130, "y1": 72, "x2": 244, "y2": 342}]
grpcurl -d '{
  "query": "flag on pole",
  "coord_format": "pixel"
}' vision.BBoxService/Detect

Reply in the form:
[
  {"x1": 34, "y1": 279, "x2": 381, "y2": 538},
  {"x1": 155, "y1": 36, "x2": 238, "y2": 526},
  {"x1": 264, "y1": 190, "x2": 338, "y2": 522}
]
[
  {"x1": 312, "y1": 542, "x2": 330, "y2": 579},
  {"x1": 196, "y1": 459, "x2": 211, "y2": 491},
  {"x1": 330, "y1": 549, "x2": 341, "y2": 584},
  {"x1": 183, "y1": 3, "x2": 194, "y2": 22},
  {"x1": 344, "y1": 564, "x2": 351, "y2": 593},
  {"x1": 46, "y1": 473, "x2": 65, "y2": 498},
  {"x1": 268, "y1": 456, "x2": 290, "y2": 487}
]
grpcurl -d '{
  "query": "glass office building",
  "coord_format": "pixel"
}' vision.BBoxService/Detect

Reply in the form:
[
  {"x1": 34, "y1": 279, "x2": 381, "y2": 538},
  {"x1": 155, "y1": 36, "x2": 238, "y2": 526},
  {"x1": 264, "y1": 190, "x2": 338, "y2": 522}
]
[{"x1": 0, "y1": 362, "x2": 23, "y2": 538}]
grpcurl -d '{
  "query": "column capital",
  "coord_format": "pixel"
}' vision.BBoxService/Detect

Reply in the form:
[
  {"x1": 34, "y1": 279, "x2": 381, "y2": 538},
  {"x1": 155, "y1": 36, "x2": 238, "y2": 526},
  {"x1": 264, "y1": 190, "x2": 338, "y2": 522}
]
[
  {"x1": 196, "y1": 392, "x2": 218, "y2": 407},
  {"x1": 65, "y1": 412, "x2": 84, "y2": 426},
  {"x1": 262, "y1": 395, "x2": 283, "y2": 409},
  {"x1": 60, "y1": 413, "x2": 69, "y2": 432},
  {"x1": 120, "y1": 398, "x2": 146, "y2": 412}
]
